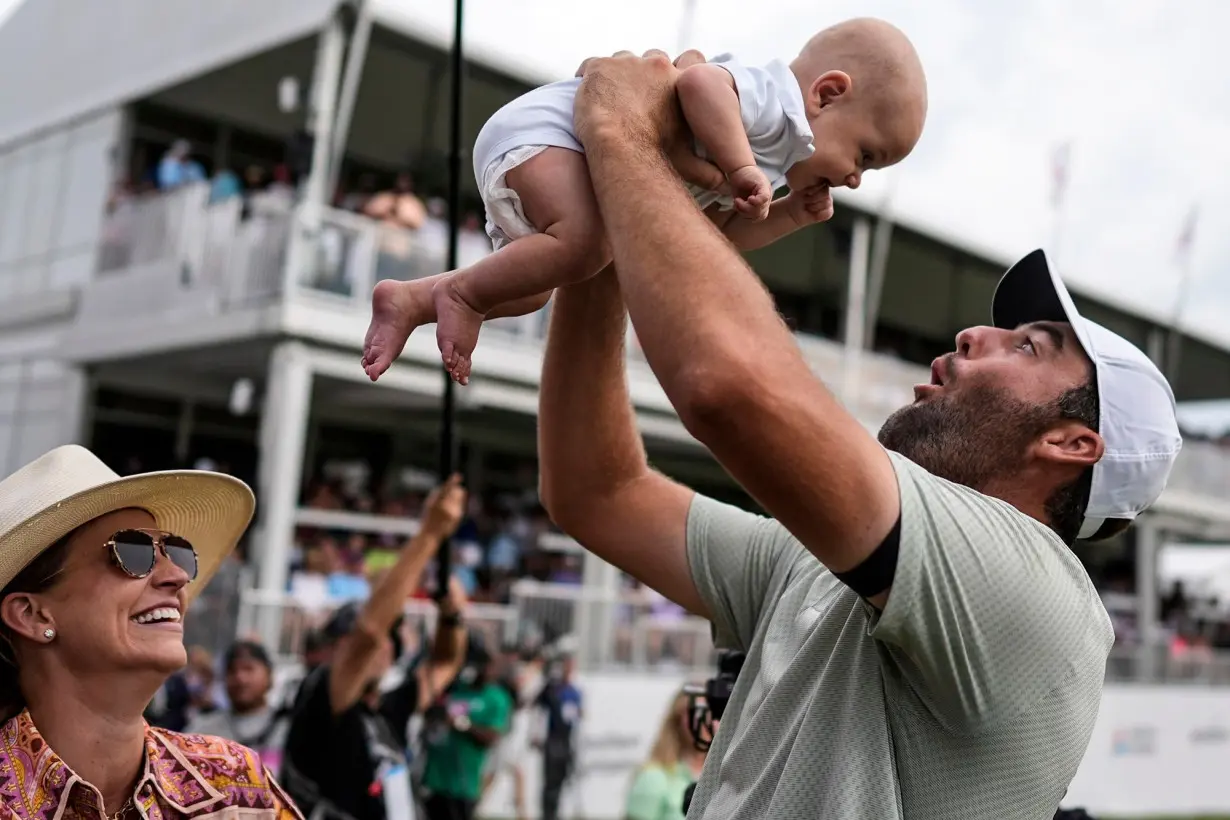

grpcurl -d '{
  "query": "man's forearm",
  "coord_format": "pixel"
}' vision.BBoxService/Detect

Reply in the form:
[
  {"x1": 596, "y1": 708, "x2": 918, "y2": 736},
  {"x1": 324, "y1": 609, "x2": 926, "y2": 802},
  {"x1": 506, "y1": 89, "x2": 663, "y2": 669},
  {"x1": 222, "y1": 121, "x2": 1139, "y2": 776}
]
[
  {"x1": 722, "y1": 199, "x2": 800, "y2": 251},
  {"x1": 537, "y1": 267, "x2": 650, "y2": 519},
  {"x1": 361, "y1": 530, "x2": 441, "y2": 632}
]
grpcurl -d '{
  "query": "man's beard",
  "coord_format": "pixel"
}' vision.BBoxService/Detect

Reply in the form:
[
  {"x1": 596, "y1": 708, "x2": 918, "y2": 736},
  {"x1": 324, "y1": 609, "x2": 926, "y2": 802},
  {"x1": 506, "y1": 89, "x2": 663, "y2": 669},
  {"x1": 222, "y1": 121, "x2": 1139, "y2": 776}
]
[{"x1": 877, "y1": 381, "x2": 1056, "y2": 492}]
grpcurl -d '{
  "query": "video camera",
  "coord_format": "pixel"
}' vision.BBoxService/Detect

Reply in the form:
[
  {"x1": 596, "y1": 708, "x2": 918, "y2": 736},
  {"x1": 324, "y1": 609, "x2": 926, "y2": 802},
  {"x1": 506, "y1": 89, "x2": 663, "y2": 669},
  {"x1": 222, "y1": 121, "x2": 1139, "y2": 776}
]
[{"x1": 683, "y1": 649, "x2": 745, "y2": 753}]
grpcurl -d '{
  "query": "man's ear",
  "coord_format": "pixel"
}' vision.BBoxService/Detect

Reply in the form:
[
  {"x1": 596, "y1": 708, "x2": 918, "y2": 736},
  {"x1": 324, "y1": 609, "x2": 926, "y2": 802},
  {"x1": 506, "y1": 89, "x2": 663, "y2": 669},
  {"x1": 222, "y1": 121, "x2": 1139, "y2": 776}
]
[
  {"x1": 1035, "y1": 421, "x2": 1103, "y2": 469},
  {"x1": 807, "y1": 70, "x2": 852, "y2": 116},
  {"x1": 0, "y1": 594, "x2": 54, "y2": 643}
]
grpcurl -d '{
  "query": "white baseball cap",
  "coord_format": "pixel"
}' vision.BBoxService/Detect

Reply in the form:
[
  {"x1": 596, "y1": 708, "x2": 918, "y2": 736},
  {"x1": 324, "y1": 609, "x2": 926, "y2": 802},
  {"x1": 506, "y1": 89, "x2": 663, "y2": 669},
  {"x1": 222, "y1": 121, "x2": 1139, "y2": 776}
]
[{"x1": 992, "y1": 249, "x2": 1182, "y2": 539}]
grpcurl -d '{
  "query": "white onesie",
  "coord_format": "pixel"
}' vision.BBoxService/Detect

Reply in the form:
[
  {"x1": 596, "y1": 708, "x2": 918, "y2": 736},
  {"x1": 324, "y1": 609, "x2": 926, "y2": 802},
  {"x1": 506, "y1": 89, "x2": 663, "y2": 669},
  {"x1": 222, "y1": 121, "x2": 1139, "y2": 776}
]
[{"x1": 471, "y1": 54, "x2": 815, "y2": 249}]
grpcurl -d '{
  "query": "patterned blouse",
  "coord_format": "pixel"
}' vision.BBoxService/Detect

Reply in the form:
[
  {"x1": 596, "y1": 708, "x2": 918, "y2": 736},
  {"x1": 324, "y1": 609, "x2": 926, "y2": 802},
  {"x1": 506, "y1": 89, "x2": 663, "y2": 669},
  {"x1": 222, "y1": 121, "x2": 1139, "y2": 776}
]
[{"x1": 0, "y1": 709, "x2": 303, "y2": 820}]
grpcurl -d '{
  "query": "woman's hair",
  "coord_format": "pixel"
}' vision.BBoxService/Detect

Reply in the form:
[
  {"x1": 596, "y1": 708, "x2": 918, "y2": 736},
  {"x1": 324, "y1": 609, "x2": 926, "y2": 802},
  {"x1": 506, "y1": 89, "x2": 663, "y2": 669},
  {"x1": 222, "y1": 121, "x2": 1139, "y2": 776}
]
[
  {"x1": 643, "y1": 689, "x2": 691, "y2": 770},
  {"x1": 0, "y1": 531, "x2": 74, "y2": 721}
]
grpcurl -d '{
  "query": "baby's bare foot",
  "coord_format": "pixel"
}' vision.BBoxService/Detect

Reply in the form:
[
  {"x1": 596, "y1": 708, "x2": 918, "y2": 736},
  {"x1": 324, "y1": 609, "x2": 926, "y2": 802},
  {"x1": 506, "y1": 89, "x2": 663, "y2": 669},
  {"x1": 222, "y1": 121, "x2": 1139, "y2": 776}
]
[
  {"x1": 433, "y1": 279, "x2": 485, "y2": 385},
  {"x1": 362, "y1": 279, "x2": 434, "y2": 381}
]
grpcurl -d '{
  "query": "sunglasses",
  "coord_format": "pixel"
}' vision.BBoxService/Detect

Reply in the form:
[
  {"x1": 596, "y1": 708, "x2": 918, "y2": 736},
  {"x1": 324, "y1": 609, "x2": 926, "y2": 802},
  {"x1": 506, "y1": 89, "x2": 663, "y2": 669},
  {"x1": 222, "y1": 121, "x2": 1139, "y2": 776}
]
[{"x1": 106, "y1": 529, "x2": 198, "y2": 581}]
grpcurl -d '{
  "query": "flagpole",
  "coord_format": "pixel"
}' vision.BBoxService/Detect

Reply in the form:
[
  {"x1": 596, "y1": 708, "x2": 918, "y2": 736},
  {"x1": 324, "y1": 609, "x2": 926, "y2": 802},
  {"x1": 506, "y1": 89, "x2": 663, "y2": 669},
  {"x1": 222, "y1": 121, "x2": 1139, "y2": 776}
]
[{"x1": 1166, "y1": 205, "x2": 1199, "y2": 384}]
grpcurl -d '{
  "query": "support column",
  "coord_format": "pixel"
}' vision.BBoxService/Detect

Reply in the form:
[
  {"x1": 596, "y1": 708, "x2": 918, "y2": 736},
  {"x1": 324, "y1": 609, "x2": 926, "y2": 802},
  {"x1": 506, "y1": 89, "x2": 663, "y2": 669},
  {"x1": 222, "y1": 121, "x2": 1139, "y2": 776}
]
[
  {"x1": 254, "y1": 342, "x2": 314, "y2": 650},
  {"x1": 1135, "y1": 517, "x2": 1162, "y2": 681},
  {"x1": 841, "y1": 217, "x2": 872, "y2": 408},
  {"x1": 864, "y1": 215, "x2": 894, "y2": 349},
  {"x1": 284, "y1": 14, "x2": 347, "y2": 296}
]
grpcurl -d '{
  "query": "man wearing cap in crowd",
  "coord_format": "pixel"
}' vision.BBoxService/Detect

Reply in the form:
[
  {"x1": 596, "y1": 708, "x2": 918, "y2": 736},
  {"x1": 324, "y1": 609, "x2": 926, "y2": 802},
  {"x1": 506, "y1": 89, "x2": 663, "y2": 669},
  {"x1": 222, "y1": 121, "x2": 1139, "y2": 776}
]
[
  {"x1": 186, "y1": 640, "x2": 290, "y2": 774},
  {"x1": 0, "y1": 445, "x2": 300, "y2": 819},
  {"x1": 537, "y1": 50, "x2": 1184, "y2": 819}
]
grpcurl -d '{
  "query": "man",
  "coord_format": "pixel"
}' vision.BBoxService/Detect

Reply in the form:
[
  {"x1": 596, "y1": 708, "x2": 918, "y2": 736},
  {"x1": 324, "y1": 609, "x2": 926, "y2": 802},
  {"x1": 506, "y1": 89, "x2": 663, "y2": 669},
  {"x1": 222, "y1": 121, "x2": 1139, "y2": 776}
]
[
  {"x1": 282, "y1": 476, "x2": 468, "y2": 820},
  {"x1": 186, "y1": 640, "x2": 289, "y2": 772},
  {"x1": 536, "y1": 50, "x2": 1182, "y2": 819},
  {"x1": 420, "y1": 637, "x2": 513, "y2": 820},
  {"x1": 534, "y1": 650, "x2": 582, "y2": 820}
]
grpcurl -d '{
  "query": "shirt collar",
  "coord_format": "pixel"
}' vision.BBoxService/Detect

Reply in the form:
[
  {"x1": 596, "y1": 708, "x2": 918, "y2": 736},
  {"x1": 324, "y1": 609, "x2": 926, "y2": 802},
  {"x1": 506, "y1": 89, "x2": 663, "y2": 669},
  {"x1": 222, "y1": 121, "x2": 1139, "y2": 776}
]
[{"x1": 0, "y1": 709, "x2": 225, "y2": 819}]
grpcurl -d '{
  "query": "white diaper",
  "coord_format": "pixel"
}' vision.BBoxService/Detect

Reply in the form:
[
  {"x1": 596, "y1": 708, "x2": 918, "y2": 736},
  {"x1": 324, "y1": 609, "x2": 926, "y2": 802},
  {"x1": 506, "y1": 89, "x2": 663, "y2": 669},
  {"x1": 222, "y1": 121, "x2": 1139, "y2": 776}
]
[{"x1": 478, "y1": 145, "x2": 549, "y2": 250}]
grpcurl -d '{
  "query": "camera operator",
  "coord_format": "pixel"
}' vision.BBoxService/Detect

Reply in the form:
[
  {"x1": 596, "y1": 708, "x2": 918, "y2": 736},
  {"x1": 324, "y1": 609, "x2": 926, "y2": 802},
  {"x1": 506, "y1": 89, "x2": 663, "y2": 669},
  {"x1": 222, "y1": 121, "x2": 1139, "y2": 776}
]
[
  {"x1": 625, "y1": 689, "x2": 706, "y2": 820},
  {"x1": 680, "y1": 650, "x2": 744, "y2": 816},
  {"x1": 281, "y1": 475, "x2": 468, "y2": 820}
]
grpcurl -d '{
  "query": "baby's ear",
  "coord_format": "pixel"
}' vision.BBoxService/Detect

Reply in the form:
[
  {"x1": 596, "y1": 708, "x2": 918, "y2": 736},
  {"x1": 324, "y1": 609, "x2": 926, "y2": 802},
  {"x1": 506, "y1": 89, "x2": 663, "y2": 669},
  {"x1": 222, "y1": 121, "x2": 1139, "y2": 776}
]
[{"x1": 809, "y1": 70, "x2": 851, "y2": 114}]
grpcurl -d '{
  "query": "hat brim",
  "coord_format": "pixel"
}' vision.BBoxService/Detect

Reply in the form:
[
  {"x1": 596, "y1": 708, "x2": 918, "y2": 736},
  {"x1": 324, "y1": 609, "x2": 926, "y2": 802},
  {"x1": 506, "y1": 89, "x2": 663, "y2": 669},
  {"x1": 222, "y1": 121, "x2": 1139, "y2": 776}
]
[
  {"x1": 991, "y1": 248, "x2": 1095, "y2": 355},
  {"x1": 0, "y1": 470, "x2": 254, "y2": 604}
]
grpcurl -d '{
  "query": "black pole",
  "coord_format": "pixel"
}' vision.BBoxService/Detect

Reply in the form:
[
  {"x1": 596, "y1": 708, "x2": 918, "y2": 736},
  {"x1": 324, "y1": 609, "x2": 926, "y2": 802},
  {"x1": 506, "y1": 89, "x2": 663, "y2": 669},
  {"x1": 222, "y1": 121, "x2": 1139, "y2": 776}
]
[{"x1": 435, "y1": 0, "x2": 464, "y2": 601}]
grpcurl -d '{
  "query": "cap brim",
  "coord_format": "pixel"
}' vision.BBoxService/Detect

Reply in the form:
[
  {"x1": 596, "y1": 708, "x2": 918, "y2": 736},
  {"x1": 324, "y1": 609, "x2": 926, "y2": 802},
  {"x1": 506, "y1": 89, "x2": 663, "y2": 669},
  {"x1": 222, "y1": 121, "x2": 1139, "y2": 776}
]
[
  {"x1": 992, "y1": 249, "x2": 1094, "y2": 355},
  {"x1": 0, "y1": 470, "x2": 254, "y2": 604}
]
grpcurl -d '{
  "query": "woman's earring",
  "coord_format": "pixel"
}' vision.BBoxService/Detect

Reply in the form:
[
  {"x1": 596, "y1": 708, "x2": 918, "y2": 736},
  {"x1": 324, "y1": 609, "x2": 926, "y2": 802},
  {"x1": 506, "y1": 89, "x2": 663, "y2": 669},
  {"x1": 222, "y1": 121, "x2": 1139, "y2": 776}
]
[{"x1": 42, "y1": 628, "x2": 55, "y2": 641}]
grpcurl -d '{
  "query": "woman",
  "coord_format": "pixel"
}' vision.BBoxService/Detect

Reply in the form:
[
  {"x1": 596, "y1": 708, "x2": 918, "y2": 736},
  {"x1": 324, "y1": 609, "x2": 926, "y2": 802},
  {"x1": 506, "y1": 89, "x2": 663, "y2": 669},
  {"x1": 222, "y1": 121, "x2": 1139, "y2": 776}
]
[
  {"x1": 624, "y1": 689, "x2": 707, "y2": 820},
  {"x1": 0, "y1": 445, "x2": 299, "y2": 819}
]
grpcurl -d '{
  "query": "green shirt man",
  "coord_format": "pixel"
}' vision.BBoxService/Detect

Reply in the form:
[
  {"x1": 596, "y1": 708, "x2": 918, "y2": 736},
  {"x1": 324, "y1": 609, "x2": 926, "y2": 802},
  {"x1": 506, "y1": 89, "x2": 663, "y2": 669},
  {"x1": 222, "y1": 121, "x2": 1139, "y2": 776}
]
[{"x1": 421, "y1": 681, "x2": 513, "y2": 802}]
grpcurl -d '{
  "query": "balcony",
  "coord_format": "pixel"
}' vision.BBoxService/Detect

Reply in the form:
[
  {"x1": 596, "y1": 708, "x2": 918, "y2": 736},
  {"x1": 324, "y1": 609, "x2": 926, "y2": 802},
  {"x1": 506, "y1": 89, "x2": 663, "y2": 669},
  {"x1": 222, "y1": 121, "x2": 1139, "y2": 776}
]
[{"x1": 67, "y1": 185, "x2": 1230, "y2": 523}]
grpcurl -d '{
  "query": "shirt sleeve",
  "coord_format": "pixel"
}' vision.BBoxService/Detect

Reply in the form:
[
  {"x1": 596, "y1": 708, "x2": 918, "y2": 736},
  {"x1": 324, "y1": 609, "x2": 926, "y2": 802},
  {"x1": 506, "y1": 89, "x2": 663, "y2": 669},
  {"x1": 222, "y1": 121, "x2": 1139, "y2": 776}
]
[
  {"x1": 686, "y1": 494, "x2": 807, "y2": 652},
  {"x1": 708, "y1": 54, "x2": 814, "y2": 177},
  {"x1": 624, "y1": 767, "x2": 670, "y2": 820},
  {"x1": 266, "y1": 768, "x2": 307, "y2": 820},
  {"x1": 869, "y1": 453, "x2": 1114, "y2": 730}
]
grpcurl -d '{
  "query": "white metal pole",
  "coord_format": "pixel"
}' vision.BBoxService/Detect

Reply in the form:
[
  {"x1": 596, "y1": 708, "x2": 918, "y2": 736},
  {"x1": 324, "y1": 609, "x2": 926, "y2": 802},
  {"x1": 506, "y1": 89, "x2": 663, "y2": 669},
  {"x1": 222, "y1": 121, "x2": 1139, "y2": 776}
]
[{"x1": 842, "y1": 217, "x2": 872, "y2": 408}]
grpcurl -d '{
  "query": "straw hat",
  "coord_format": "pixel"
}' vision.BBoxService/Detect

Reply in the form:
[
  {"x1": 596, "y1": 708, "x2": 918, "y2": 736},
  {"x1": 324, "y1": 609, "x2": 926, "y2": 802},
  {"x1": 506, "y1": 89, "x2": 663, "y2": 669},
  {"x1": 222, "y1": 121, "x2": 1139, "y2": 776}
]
[{"x1": 0, "y1": 445, "x2": 255, "y2": 602}]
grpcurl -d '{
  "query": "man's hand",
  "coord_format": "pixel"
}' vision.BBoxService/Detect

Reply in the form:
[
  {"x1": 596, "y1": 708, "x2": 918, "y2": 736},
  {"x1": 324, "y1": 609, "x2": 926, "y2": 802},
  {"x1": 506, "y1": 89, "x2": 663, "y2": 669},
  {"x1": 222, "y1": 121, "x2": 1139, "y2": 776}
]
[
  {"x1": 420, "y1": 473, "x2": 466, "y2": 540},
  {"x1": 781, "y1": 184, "x2": 835, "y2": 227},
  {"x1": 574, "y1": 49, "x2": 724, "y2": 193}
]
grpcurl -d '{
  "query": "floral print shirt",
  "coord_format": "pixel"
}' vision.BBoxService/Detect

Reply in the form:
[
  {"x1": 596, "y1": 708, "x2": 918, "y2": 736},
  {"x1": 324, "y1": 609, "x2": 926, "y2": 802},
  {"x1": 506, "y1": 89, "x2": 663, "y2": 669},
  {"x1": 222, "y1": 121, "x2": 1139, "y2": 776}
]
[{"x1": 0, "y1": 709, "x2": 303, "y2": 820}]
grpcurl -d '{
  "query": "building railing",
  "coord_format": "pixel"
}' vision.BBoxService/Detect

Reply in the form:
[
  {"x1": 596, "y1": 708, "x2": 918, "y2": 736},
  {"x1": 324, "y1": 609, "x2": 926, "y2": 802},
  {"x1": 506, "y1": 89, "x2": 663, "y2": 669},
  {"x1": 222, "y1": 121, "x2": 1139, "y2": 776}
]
[
  {"x1": 88, "y1": 187, "x2": 1230, "y2": 512},
  {"x1": 226, "y1": 578, "x2": 1230, "y2": 686}
]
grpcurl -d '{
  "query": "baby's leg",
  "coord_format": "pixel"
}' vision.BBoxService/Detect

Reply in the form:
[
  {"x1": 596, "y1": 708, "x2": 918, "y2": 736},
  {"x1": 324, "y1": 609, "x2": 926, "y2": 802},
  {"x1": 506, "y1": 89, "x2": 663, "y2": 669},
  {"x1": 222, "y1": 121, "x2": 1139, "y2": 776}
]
[
  {"x1": 362, "y1": 276, "x2": 550, "y2": 381},
  {"x1": 433, "y1": 147, "x2": 609, "y2": 383}
]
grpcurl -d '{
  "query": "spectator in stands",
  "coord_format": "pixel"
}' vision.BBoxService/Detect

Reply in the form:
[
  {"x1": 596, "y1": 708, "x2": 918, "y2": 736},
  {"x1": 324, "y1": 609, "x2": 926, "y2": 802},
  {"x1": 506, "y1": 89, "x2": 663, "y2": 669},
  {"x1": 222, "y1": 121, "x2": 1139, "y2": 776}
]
[
  {"x1": 210, "y1": 166, "x2": 243, "y2": 204},
  {"x1": 186, "y1": 640, "x2": 290, "y2": 772},
  {"x1": 420, "y1": 636, "x2": 513, "y2": 820},
  {"x1": 342, "y1": 173, "x2": 380, "y2": 213},
  {"x1": 364, "y1": 172, "x2": 427, "y2": 232},
  {"x1": 625, "y1": 689, "x2": 706, "y2": 820},
  {"x1": 281, "y1": 476, "x2": 468, "y2": 820},
  {"x1": 156, "y1": 139, "x2": 206, "y2": 190}
]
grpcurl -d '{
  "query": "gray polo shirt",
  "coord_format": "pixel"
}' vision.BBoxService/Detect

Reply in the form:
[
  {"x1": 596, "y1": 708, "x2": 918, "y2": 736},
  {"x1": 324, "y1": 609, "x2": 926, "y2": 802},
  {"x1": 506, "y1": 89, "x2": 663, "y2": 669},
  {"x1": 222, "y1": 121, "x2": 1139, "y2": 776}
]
[{"x1": 685, "y1": 452, "x2": 1113, "y2": 820}]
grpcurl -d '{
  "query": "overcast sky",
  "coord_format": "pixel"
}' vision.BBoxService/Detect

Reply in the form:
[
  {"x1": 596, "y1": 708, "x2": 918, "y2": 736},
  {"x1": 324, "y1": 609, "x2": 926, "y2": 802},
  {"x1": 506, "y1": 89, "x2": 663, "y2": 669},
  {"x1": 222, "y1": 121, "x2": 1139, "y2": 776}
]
[
  {"x1": 2, "y1": 0, "x2": 1226, "y2": 345},
  {"x1": 380, "y1": 0, "x2": 1230, "y2": 346}
]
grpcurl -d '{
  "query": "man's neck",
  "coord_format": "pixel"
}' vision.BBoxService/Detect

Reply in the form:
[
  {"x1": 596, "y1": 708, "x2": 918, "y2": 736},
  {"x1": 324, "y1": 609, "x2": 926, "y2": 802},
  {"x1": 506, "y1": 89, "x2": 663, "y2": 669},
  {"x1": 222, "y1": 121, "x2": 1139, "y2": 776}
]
[{"x1": 26, "y1": 672, "x2": 159, "y2": 815}]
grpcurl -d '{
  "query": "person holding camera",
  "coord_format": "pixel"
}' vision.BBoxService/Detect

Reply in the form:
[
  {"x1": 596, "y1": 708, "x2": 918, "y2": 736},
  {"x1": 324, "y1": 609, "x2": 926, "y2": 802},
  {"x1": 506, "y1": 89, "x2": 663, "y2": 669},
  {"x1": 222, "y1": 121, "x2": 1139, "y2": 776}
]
[
  {"x1": 625, "y1": 689, "x2": 707, "y2": 820},
  {"x1": 281, "y1": 476, "x2": 469, "y2": 820}
]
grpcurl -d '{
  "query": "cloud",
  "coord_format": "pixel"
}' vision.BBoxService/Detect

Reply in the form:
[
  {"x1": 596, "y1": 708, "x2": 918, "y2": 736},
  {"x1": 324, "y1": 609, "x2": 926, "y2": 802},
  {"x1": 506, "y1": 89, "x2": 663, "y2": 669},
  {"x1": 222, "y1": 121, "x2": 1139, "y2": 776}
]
[{"x1": 389, "y1": 0, "x2": 1230, "y2": 340}]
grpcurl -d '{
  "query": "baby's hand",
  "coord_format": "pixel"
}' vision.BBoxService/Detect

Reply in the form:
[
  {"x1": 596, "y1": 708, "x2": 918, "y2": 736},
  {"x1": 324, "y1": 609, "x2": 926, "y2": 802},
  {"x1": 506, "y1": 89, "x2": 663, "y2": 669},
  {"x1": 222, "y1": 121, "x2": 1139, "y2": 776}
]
[
  {"x1": 783, "y1": 184, "x2": 834, "y2": 227},
  {"x1": 728, "y1": 165, "x2": 772, "y2": 221}
]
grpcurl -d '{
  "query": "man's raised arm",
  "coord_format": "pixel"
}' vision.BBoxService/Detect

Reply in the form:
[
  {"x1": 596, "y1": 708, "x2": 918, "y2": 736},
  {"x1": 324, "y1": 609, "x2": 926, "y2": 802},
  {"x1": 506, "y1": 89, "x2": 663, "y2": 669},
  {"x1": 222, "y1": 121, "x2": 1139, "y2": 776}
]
[
  {"x1": 572, "y1": 53, "x2": 900, "y2": 580},
  {"x1": 536, "y1": 265, "x2": 707, "y2": 617}
]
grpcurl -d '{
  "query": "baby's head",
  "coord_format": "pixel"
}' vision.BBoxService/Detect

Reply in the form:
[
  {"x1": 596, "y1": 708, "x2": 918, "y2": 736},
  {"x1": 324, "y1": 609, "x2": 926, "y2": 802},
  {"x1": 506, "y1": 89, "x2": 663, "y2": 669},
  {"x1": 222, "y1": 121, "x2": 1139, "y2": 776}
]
[{"x1": 787, "y1": 18, "x2": 927, "y2": 192}]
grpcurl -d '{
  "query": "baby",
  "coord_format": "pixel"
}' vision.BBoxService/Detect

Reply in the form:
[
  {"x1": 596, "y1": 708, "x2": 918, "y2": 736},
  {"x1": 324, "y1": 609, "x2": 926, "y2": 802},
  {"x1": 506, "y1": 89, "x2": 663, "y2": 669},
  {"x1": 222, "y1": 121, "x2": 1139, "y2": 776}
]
[{"x1": 362, "y1": 17, "x2": 927, "y2": 384}]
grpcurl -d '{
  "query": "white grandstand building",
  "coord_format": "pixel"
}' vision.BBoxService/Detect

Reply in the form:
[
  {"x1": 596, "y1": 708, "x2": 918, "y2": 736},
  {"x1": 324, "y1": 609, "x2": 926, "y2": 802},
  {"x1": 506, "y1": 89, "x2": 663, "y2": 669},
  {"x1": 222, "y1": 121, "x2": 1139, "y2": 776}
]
[{"x1": 0, "y1": 2, "x2": 1228, "y2": 815}]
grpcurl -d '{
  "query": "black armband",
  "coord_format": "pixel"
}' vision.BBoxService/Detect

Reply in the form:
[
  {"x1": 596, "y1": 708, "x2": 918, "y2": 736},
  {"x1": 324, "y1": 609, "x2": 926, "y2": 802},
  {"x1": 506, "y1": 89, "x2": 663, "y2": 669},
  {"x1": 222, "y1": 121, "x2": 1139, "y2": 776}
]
[
  {"x1": 832, "y1": 514, "x2": 901, "y2": 599},
  {"x1": 439, "y1": 612, "x2": 463, "y2": 627}
]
